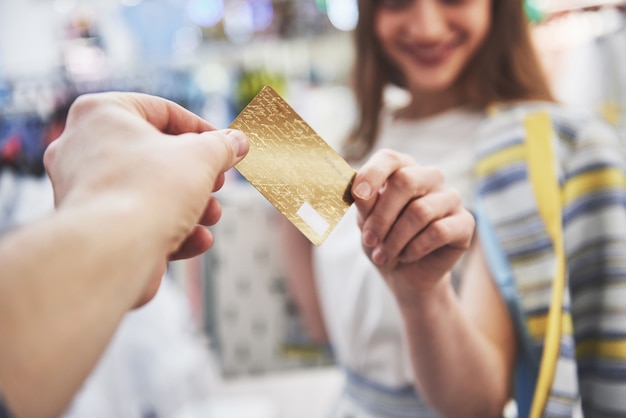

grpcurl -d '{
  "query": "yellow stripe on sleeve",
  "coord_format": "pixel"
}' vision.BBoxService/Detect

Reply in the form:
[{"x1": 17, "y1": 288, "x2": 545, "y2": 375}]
[
  {"x1": 576, "y1": 340, "x2": 626, "y2": 361},
  {"x1": 475, "y1": 144, "x2": 526, "y2": 177},
  {"x1": 526, "y1": 312, "x2": 574, "y2": 340},
  {"x1": 563, "y1": 168, "x2": 626, "y2": 206}
]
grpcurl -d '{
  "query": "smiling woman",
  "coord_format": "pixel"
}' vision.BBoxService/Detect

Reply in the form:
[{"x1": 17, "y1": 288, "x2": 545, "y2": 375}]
[
  {"x1": 343, "y1": 0, "x2": 554, "y2": 161},
  {"x1": 373, "y1": 0, "x2": 491, "y2": 107},
  {"x1": 278, "y1": 0, "x2": 626, "y2": 417}
]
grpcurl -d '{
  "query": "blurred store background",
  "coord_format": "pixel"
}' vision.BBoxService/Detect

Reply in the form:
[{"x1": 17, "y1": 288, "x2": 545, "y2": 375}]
[{"x1": 0, "y1": 0, "x2": 625, "y2": 417}]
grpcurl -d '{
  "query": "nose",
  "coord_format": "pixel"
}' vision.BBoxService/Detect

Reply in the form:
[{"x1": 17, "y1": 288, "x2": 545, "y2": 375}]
[{"x1": 404, "y1": 0, "x2": 447, "y2": 42}]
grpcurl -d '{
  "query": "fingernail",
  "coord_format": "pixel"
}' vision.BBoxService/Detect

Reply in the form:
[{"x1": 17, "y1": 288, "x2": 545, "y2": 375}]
[
  {"x1": 227, "y1": 130, "x2": 248, "y2": 157},
  {"x1": 362, "y1": 230, "x2": 378, "y2": 247},
  {"x1": 353, "y1": 182, "x2": 372, "y2": 199}
]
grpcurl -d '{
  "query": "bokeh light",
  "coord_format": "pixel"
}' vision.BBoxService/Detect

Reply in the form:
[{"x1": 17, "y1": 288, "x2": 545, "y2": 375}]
[
  {"x1": 224, "y1": 0, "x2": 255, "y2": 44},
  {"x1": 186, "y1": 0, "x2": 224, "y2": 28},
  {"x1": 250, "y1": 0, "x2": 274, "y2": 32},
  {"x1": 327, "y1": 0, "x2": 358, "y2": 32}
]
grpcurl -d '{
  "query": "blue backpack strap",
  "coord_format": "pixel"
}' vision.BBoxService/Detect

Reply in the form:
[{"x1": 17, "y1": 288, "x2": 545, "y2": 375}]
[
  {"x1": 474, "y1": 197, "x2": 539, "y2": 417},
  {"x1": 476, "y1": 109, "x2": 571, "y2": 416}
]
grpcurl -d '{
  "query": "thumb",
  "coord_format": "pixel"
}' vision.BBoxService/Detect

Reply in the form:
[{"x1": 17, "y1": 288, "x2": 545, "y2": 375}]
[{"x1": 200, "y1": 129, "x2": 249, "y2": 172}]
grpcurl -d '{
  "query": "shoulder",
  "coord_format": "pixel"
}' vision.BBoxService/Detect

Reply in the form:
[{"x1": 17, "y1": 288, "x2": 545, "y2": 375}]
[
  {"x1": 476, "y1": 102, "x2": 623, "y2": 167},
  {"x1": 544, "y1": 104, "x2": 621, "y2": 152},
  {"x1": 484, "y1": 102, "x2": 619, "y2": 143}
]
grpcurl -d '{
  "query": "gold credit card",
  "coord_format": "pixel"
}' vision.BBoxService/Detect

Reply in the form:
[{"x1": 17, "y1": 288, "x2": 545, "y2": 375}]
[{"x1": 230, "y1": 86, "x2": 355, "y2": 246}]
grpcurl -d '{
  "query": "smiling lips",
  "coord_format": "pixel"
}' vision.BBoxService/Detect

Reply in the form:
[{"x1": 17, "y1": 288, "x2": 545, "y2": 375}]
[{"x1": 398, "y1": 37, "x2": 462, "y2": 67}]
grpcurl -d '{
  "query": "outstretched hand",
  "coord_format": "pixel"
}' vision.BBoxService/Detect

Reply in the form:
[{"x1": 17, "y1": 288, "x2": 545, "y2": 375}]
[
  {"x1": 351, "y1": 149, "x2": 475, "y2": 298},
  {"x1": 44, "y1": 92, "x2": 249, "y2": 305}
]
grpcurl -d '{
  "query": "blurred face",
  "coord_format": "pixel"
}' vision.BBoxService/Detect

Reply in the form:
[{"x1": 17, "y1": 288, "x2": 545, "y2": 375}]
[{"x1": 374, "y1": 0, "x2": 491, "y2": 96}]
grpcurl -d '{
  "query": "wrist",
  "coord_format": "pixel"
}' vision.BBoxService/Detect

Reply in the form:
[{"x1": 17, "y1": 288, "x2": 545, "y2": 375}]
[
  {"x1": 393, "y1": 274, "x2": 455, "y2": 313},
  {"x1": 61, "y1": 191, "x2": 171, "y2": 257},
  {"x1": 62, "y1": 184, "x2": 199, "y2": 258},
  {"x1": 58, "y1": 193, "x2": 171, "y2": 308}
]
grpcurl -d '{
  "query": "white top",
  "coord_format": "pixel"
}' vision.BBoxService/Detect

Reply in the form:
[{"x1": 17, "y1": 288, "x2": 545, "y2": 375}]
[{"x1": 313, "y1": 107, "x2": 484, "y2": 388}]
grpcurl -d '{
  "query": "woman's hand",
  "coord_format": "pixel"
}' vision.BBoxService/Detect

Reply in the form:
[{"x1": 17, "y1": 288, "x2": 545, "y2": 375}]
[{"x1": 351, "y1": 149, "x2": 475, "y2": 298}]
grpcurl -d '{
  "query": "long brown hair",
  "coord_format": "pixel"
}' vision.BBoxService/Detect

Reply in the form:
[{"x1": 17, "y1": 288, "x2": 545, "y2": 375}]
[{"x1": 343, "y1": 0, "x2": 555, "y2": 161}]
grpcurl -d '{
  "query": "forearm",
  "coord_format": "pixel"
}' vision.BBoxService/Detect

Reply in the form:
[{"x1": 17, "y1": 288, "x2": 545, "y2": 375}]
[
  {"x1": 278, "y1": 219, "x2": 328, "y2": 344},
  {"x1": 399, "y1": 276, "x2": 511, "y2": 418},
  {"x1": 0, "y1": 196, "x2": 166, "y2": 418}
]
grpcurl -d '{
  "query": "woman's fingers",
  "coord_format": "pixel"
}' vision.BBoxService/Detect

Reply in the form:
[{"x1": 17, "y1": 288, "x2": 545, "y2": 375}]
[
  {"x1": 369, "y1": 188, "x2": 462, "y2": 264},
  {"x1": 353, "y1": 148, "x2": 474, "y2": 272},
  {"x1": 397, "y1": 208, "x2": 475, "y2": 265},
  {"x1": 354, "y1": 154, "x2": 447, "y2": 250},
  {"x1": 352, "y1": 149, "x2": 416, "y2": 217}
]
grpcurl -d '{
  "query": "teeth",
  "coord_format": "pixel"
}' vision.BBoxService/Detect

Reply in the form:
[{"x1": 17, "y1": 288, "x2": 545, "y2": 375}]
[
  {"x1": 420, "y1": 48, "x2": 440, "y2": 58},
  {"x1": 415, "y1": 48, "x2": 442, "y2": 58},
  {"x1": 414, "y1": 46, "x2": 445, "y2": 59}
]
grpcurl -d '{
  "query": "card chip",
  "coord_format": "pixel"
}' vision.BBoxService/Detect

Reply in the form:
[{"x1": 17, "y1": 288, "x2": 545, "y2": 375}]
[{"x1": 297, "y1": 202, "x2": 330, "y2": 237}]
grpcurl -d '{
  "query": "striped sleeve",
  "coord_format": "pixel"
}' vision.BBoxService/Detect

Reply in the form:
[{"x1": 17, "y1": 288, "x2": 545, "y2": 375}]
[
  {"x1": 557, "y1": 111, "x2": 626, "y2": 417},
  {"x1": 475, "y1": 104, "x2": 626, "y2": 417}
]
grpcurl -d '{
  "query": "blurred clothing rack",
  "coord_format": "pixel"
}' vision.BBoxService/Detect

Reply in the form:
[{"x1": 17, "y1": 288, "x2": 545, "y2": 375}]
[
  {"x1": 533, "y1": 2, "x2": 625, "y2": 49},
  {"x1": 0, "y1": 69, "x2": 205, "y2": 177},
  {"x1": 540, "y1": 0, "x2": 626, "y2": 14},
  {"x1": 530, "y1": 0, "x2": 626, "y2": 153}
]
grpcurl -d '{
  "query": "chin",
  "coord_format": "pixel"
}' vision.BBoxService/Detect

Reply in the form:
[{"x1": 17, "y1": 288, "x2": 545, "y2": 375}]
[
  {"x1": 404, "y1": 65, "x2": 462, "y2": 94},
  {"x1": 410, "y1": 79, "x2": 455, "y2": 94}
]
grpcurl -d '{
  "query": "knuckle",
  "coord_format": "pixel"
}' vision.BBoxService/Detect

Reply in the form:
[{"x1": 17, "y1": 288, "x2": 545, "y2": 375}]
[
  {"x1": 389, "y1": 165, "x2": 429, "y2": 197},
  {"x1": 427, "y1": 221, "x2": 450, "y2": 244},
  {"x1": 68, "y1": 93, "x2": 117, "y2": 123},
  {"x1": 407, "y1": 235, "x2": 434, "y2": 259},
  {"x1": 407, "y1": 199, "x2": 432, "y2": 223},
  {"x1": 447, "y1": 188, "x2": 463, "y2": 206},
  {"x1": 391, "y1": 167, "x2": 414, "y2": 191},
  {"x1": 70, "y1": 93, "x2": 103, "y2": 114},
  {"x1": 42, "y1": 142, "x2": 58, "y2": 170},
  {"x1": 369, "y1": 210, "x2": 389, "y2": 227},
  {"x1": 215, "y1": 132, "x2": 236, "y2": 160},
  {"x1": 378, "y1": 148, "x2": 415, "y2": 166},
  {"x1": 355, "y1": 165, "x2": 384, "y2": 189},
  {"x1": 378, "y1": 148, "x2": 399, "y2": 160},
  {"x1": 365, "y1": 210, "x2": 390, "y2": 233},
  {"x1": 426, "y1": 166, "x2": 445, "y2": 184}
]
